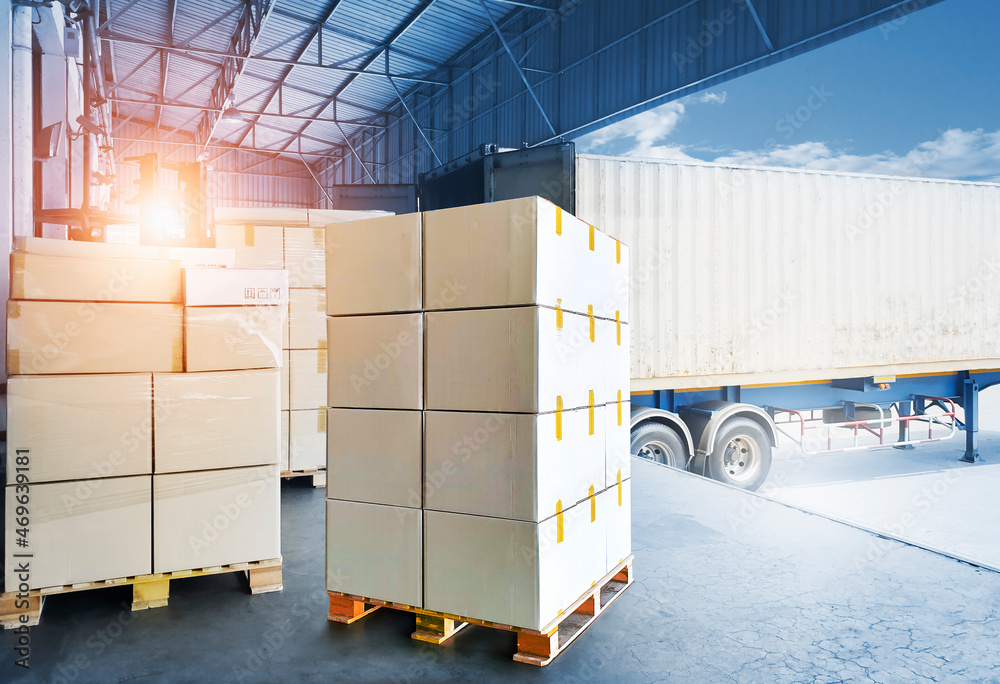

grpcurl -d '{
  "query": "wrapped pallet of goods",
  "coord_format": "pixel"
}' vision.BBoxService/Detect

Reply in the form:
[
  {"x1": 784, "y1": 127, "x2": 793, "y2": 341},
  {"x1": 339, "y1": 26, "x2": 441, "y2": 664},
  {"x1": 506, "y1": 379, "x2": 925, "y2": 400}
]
[
  {"x1": 1, "y1": 241, "x2": 284, "y2": 628},
  {"x1": 324, "y1": 197, "x2": 634, "y2": 666},
  {"x1": 212, "y1": 208, "x2": 388, "y2": 484}
]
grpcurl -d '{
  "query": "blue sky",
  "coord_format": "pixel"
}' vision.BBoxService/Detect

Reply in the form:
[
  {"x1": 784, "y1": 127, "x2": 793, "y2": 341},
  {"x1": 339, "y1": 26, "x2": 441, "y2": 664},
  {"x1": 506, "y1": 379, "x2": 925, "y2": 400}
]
[{"x1": 575, "y1": 0, "x2": 1000, "y2": 182}]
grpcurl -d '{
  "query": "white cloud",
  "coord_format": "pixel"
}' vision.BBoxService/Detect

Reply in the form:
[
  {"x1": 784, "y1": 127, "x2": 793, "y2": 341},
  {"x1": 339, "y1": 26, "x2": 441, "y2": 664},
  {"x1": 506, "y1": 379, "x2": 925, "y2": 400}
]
[
  {"x1": 576, "y1": 90, "x2": 727, "y2": 156},
  {"x1": 697, "y1": 92, "x2": 728, "y2": 105},
  {"x1": 714, "y1": 129, "x2": 1000, "y2": 181}
]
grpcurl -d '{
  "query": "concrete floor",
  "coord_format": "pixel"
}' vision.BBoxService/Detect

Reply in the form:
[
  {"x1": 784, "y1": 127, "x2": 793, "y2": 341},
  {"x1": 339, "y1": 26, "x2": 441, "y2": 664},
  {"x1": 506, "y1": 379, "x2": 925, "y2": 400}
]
[
  {"x1": 764, "y1": 387, "x2": 1000, "y2": 570},
  {"x1": 3, "y1": 457, "x2": 1000, "y2": 683}
]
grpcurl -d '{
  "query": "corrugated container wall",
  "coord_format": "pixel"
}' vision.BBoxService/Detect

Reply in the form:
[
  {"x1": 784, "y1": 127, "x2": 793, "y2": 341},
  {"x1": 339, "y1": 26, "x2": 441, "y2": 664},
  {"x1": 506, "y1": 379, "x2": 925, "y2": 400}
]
[
  {"x1": 111, "y1": 123, "x2": 317, "y2": 216},
  {"x1": 574, "y1": 154, "x2": 1000, "y2": 390}
]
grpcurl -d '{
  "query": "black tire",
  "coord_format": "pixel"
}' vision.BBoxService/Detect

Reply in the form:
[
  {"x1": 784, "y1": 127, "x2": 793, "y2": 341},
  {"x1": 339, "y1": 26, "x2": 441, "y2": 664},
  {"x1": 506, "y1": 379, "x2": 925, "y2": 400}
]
[
  {"x1": 630, "y1": 422, "x2": 688, "y2": 469},
  {"x1": 705, "y1": 418, "x2": 772, "y2": 491}
]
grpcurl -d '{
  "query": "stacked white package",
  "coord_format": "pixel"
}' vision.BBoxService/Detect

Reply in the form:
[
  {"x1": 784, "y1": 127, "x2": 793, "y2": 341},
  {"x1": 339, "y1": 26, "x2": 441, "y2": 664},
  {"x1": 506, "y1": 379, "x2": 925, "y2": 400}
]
[
  {"x1": 325, "y1": 198, "x2": 631, "y2": 627},
  {"x1": 325, "y1": 213, "x2": 425, "y2": 606}
]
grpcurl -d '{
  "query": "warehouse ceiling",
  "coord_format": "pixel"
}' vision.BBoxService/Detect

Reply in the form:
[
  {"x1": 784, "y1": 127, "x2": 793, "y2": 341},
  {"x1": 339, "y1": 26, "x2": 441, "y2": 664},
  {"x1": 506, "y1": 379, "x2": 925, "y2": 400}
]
[
  {"x1": 99, "y1": 0, "x2": 950, "y2": 183},
  {"x1": 101, "y1": 0, "x2": 519, "y2": 165}
]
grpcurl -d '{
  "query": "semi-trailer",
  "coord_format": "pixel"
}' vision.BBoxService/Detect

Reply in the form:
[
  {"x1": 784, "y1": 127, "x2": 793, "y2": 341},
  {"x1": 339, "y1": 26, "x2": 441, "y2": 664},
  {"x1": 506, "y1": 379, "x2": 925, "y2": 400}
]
[{"x1": 418, "y1": 145, "x2": 1000, "y2": 490}]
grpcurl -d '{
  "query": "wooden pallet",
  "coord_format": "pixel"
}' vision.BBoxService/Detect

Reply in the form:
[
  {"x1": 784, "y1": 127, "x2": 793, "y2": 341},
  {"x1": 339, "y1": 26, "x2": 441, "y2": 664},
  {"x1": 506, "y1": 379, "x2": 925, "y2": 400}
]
[
  {"x1": 328, "y1": 555, "x2": 634, "y2": 666},
  {"x1": 0, "y1": 557, "x2": 282, "y2": 629},
  {"x1": 281, "y1": 469, "x2": 326, "y2": 488}
]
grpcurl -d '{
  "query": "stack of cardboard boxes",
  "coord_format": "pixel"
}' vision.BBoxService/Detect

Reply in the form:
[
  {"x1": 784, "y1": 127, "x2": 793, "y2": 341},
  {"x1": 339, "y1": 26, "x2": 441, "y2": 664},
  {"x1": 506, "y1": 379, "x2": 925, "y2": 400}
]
[
  {"x1": 214, "y1": 224, "x2": 328, "y2": 475},
  {"x1": 4, "y1": 239, "x2": 282, "y2": 591},
  {"x1": 324, "y1": 197, "x2": 631, "y2": 631}
]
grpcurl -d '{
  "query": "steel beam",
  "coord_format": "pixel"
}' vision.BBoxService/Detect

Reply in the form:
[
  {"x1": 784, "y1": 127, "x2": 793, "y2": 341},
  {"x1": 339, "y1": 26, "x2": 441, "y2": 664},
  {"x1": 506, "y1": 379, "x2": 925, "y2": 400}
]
[
  {"x1": 386, "y1": 60, "x2": 441, "y2": 167},
  {"x1": 744, "y1": 0, "x2": 775, "y2": 52},
  {"x1": 112, "y1": 135, "x2": 344, "y2": 161},
  {"x1": 276, "y1": 0, "x2": 440, "y2": 177},
  {"x1": 97, "y1": 0, "x2": 142, "y2": 32},
  {"x1": 196, "y1": 0, "x2": 277, "y2": 151},
  {"x1": 107, "y1": 96, "x2": 386, "y2": 128},
  {"x1": 477, "y1": 0, "x2": 555, "y2": 135},
  {"x1": 233, "y1": 0, "x2": 343, "y2": 151},
  {"x1": 97, "y1": 34, "x2": 449, "y2": 84},
  {"x1": 156, "y1": 0, "x2": 178, "y2": 131},
  {"x1": 270, "y1": 5, "x2": 442, "y2": 69}
]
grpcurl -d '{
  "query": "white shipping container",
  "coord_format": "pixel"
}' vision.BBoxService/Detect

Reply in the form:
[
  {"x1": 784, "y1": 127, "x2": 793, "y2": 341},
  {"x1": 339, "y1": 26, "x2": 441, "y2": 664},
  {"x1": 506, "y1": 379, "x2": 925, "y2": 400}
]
[{"x1": 575, "y1": 155, "x2": 1000, "y2": 390}]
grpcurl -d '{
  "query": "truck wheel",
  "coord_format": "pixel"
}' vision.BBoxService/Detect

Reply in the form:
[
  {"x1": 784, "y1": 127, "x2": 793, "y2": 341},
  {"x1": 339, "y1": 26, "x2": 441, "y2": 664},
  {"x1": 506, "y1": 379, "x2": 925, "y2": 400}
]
[
  {"x1": 705, "y1": 418, "x2": 772, "y2": 491},
  {"x1": 631, "y1": 423, "x2": 687, "y2": 469}
]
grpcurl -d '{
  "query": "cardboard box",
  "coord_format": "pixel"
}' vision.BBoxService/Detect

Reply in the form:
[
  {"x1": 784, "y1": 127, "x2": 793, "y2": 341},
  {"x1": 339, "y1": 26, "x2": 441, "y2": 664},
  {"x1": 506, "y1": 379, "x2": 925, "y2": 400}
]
[
  {"x1": 7, "y1": 301, "x2": 183, "y2": 375},
  {"x1": 309, "y1": 209, "x2": 390, "y2": 227},
  {"x1": 289, "y1": 348, "x2": 327, "y2": 410},
  {"x1": 425, "y1": 307, "x2": 596, "y2": 413},
  {"x1": 281, "y1": 411, "x2": 290, "y2": 472},
  {"x1": 597, "y1": 233, "x2": 630, "y2": 324},
  {"x1": 284, "y1": 227, "x2": 326, "y2": 288},
  {"x1": 288, "y1": 289, "x2": 327, "y2": 349},
  {"x1": 325, "y1": 499, "x2": 422, "y2": 607},
  {"x1": 152, "y1": 370, "x2": 280, "y2": 473},
  {"x1": 599, "y1": 318, "x2": 630, "y2": 405},
  {"x1": 153, "y1": 465, "x2": 280, "y2": 573},
  {"x1": 327, "y1": 314, "x2": 423, "y2": 410},
  {"x1": 214, "y1": 225, "x2": 285, "y2": 269},
  {"x1": 184, "y1": 305, "x2": 283, "y2": 372},
  {"x1": 5, "y1": 476, "x2": 152, "y2": 590},
  {"x1": 281, "y1": 350, "x2": 290, "y2": 411},
  {"x1": 423, "y1": 408, "x2": 605, "y2": 521},
  {"x1": 289, "y1": 409, "x2": 326, "y2": 472},
  {"x1": 11, "y1": 253, "x2": 181, "y2": 303},
  {"x1": 214, "y1": 208, "x2": 309, "y2": 226},
  {"x1": 325, "y1": 214, "x2": 421, "y2": 315},
  {"x1": 327, "y1": 408, "x2": 421, "y2": 508},
  {"x1": 606, "y1": 399, "x2": 631, "y2": 487},
  {"x1": 14, "y1": 236, "x2": 236, "y2": 267},
  {"x1": 6, "y1": 374, "x2": 152, "y2": 484},
  {"x1": 423, "y1": 496, "x2": 605, "y2": 630},
  {"x1": 182, "y1": 268, "x2": 288, "y2": 307},
  {"x1": 423, "y1": 197, "x2": 597, "y2": 316},
  {"x1": 601, "y1": 478, "x2": 632, "y2": 573}
]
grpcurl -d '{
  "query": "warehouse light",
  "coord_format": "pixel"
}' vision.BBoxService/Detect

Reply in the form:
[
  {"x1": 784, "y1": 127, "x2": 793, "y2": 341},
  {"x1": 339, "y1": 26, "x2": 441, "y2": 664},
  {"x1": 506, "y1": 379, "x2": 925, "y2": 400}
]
[{"x1": 220, "y1": 102, "x2": 244, "y2": 124}]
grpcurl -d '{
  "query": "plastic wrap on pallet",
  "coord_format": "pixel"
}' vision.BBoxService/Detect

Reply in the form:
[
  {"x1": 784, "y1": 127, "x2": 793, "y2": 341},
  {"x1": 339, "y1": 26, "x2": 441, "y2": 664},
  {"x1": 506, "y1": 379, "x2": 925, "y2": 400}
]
[
  {"x1": 213, "y1": 225, "x2": 285, "y2": 269},
  {"x1": 182, "y1": 268, "x2": 288, "y2": 307},
  {"x1": 11, "y1": 252, "x2": 182, "y2": 303},
  {"x1": 13, "y1": 236, "x2": 236, "y2": 267},
  {"x1": 152, "y1": 465, "x2": 280, "y2": 574},
  {"x1": 7, "y1": 300, "x2": 184, "y2": 374},
  {"x1": 184, "y1": 305, "x2": 284, "y2": 372},
  {"x1": 152, "y1": 370, "x2": 281, "y2": 473},
  {"x1": 289, "y1": 408, "x2": 327, "y2": 472},
  {"x1": 4, "y1": 475, "x2": 153, "y2": 590},
  {"x1": 213, "y1": 207, "x2": 310, "y2": 226},
  {"x1": 6, "y1": 373, "x2": 154, "y2": 484},
  {"x1": 325, "y1": 214, "x2": 422, "y2": 315},
  {"x1": 288, "y1": 289, "x2": 327, "y2": 348},
  {"x1": 289, "y1": 348, "x2": 327, "y2": 410},
  {"x1": 212, "y1": 207, "x2": 389, "y2": 227},
  {"x1": 284, "y1": 227, "x2": 326, "y2": 288}
]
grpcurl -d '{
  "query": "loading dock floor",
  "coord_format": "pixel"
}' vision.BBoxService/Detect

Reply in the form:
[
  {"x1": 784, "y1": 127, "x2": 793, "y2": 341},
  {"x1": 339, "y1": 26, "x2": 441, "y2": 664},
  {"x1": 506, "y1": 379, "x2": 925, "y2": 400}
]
[
  {"x1": 3, "y1": 457, "x2": 998, "y2": 683},
  {"x1": 766, "y1": 388, "x2": 1000, "y2": 571}
]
